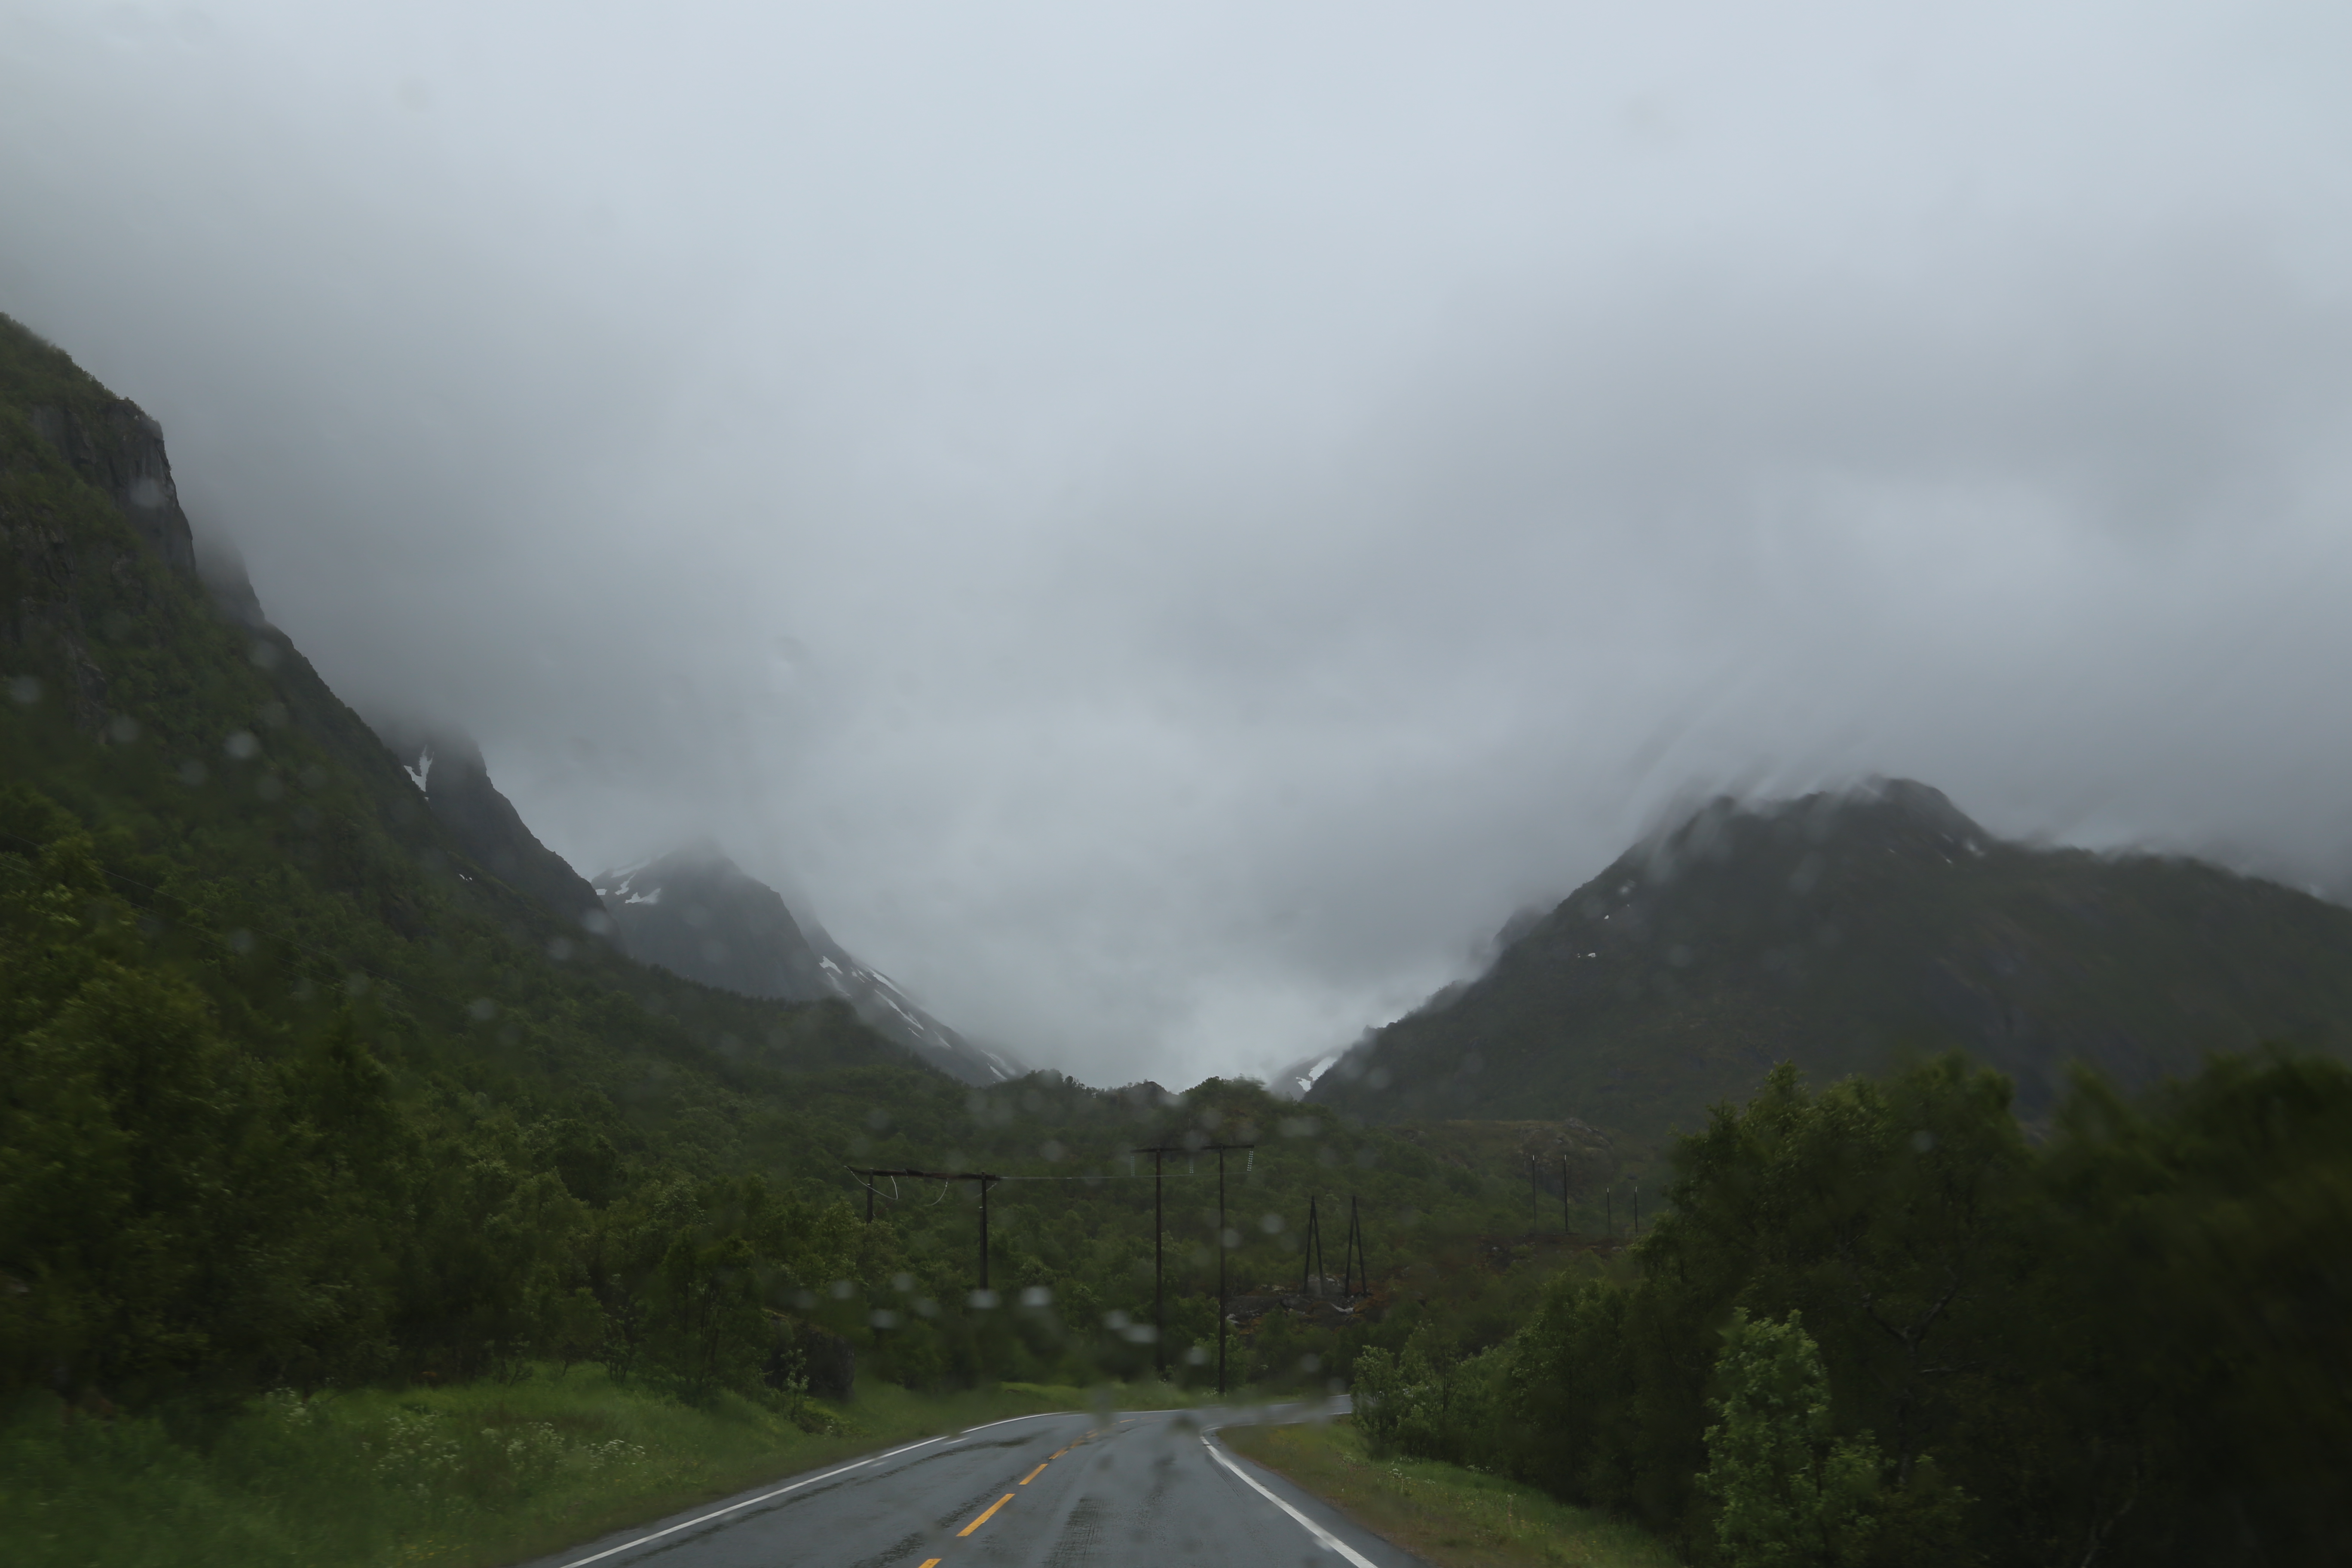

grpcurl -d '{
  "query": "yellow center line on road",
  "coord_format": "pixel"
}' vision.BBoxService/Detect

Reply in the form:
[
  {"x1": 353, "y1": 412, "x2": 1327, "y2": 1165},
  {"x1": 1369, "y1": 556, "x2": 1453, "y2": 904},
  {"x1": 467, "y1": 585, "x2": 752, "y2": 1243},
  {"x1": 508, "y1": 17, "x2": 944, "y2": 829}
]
[
  {"x1": 1019, "y1": 1463, "x2": 1048, "y2": 1485},
  {"x1": 958, "y1": 1494, "x2": 1016, "y2": 1537},
  {"x1": 918, "y1": 1560, "x2": 941, "y2": 1568}
]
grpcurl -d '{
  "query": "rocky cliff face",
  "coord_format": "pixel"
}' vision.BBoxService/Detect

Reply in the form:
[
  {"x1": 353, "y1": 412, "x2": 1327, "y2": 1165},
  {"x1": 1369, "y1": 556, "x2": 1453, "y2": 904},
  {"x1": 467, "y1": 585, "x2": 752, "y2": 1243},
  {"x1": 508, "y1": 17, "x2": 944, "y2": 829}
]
[
  {"x1": 24, "y1": 398, "x2": 199, "y2": 579},
  {"x1": 2, "y1": 318, "x2": 203, "y2": 733}
]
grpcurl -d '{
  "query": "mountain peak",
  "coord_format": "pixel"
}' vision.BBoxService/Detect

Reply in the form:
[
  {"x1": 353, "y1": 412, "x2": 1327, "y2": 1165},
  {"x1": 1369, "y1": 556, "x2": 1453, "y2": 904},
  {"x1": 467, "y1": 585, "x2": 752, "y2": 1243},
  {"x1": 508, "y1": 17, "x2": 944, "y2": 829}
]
[
  {"x1": 1309, "y1": 777, "x2": 2352, "y2": 1134},
  {"x1": 1642, "y1": 776, "x2": 1987, "y2": 876}
]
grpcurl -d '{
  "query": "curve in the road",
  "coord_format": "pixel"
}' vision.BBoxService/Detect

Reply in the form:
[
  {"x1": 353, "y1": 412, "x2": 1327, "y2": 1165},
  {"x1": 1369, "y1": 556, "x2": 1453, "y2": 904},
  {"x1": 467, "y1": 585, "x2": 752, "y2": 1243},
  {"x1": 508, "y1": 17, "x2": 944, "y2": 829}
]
[{"x1": 521, "y1": 1402, "x2": 1420, "y2": 1568}]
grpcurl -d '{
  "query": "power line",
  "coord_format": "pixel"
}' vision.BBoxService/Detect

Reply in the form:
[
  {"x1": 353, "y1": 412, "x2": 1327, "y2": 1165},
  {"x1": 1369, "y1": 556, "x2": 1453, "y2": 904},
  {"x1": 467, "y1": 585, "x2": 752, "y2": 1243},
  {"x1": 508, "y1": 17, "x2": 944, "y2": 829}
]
[{"x1": 848, "y1": 1167, "x2": 1003, "y2": 1292}]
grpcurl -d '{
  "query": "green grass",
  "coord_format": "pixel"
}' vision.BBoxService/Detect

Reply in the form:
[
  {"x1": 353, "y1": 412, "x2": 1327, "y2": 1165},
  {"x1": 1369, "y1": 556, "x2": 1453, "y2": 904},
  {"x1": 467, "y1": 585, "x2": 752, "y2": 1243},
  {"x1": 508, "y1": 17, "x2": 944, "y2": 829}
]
[
  {"x1": 1220, "y1": 1416, "x2": 1681, "y2": 1568},
  {"x1": 0, "y1": 1369, "x2": 1099, "y2": 1568}
]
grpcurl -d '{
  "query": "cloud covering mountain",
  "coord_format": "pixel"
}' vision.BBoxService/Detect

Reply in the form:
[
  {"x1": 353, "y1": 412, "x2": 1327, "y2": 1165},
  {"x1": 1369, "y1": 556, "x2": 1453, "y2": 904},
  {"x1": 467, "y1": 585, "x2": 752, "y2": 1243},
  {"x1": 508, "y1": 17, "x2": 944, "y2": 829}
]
[{"x1": 5, "y1": 2, "x2": 2351, "y2": 1085}]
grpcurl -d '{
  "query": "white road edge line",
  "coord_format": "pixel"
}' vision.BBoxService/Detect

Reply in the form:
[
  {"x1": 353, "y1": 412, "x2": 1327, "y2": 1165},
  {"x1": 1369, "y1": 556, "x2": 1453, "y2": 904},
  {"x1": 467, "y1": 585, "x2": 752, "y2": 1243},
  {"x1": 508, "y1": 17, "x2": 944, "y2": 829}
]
[
  {"x1": 958, "y1": 1411, "x2": 1080, "y2": 1436},
  {"x1": 1203, "y1": 1432, "x2": 1380, "y2": 1568},
  {"x1": 551, "y1": 1435, "x2": 948, "y2": 1568}
]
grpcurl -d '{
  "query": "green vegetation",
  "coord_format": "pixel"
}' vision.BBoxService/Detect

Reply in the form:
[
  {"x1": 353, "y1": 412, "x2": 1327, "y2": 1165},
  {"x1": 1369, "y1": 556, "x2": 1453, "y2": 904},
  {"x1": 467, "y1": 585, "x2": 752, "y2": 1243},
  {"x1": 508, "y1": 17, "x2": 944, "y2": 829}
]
[
  {"x1": 0, "y1": 309, "x2": 1553, "y2": 1407},
  {"x1": 0, "y1": 1370, "x2": 1090, "y2": 1568},
  {"x1": 0, "y1": 783, "x2": 1561, "y2": 1409},
  {"x1": 1698, "y1": 1312, "x2": 1892, "y2": 1568},
  {"x1": 1312, "y1": 781, "x2": 2352, "y2": 1139},
  {"x1": 1222, "y1": 1416, "x2": 1680, "y2": 1568},
  {"x1": 11, "y1": 314, "x2": 2350, "y2": 1567},
  {"x1": 0, "y1": 311, "x2": 1583, "y2": 1559},
  {"x1": 1350, "y1": 1050, "x2": 2352, "y2": 1565}
]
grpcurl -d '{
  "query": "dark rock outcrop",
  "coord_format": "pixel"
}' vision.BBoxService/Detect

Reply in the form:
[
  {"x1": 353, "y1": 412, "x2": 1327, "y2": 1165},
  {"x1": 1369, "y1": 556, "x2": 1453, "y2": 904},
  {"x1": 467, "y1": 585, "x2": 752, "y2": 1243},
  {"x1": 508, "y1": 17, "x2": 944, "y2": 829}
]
[{"x1": 25, "y1": 398, "x2": 198, "y2": 579}]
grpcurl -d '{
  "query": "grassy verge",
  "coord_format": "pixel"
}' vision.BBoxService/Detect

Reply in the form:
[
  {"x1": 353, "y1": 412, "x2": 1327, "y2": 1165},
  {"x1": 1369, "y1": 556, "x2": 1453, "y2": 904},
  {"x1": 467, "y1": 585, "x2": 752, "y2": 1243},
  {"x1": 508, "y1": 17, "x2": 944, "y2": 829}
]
[
  {"x1": 1220, "y1": 1417, "x2": 1681, "y2": 1568},
  {"x1": 0, "y1": 1369, "x2": 1103, "y2": 1568}
]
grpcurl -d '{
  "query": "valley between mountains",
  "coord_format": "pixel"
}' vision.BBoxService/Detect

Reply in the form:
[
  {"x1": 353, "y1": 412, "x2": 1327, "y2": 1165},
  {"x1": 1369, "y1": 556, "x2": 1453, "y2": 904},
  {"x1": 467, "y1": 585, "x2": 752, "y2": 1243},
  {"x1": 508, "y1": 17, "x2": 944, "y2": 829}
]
[{"x1": 6, "y1": 312, "x2": 2350, "y2": 1566}]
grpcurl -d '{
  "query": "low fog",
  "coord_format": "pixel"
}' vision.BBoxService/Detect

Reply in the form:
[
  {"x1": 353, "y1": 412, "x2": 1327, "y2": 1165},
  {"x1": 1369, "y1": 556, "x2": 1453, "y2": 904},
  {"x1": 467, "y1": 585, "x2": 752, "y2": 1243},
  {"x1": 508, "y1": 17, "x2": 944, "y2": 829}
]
[{"x1": 5, "y1": 1, "x2": 2350, "y2": 1086}]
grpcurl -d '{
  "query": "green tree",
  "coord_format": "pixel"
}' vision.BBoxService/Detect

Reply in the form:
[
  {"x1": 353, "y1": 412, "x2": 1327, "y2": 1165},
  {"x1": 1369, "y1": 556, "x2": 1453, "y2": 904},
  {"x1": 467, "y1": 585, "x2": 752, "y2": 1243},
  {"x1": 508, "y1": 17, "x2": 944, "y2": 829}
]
[
  {"x1": 1701, "y1": 1310, "x2": 1881, "y2": 1568},
  {"x1": 2027, "y1": 1051, "x2": 2352, "y2": 1564}
]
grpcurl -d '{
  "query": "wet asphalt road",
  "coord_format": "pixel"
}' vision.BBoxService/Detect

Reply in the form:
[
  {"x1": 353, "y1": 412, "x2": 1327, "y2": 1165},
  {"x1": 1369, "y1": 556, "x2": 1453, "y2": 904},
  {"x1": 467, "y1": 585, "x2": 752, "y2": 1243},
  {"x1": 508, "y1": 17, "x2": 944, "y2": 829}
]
[{"x1": 520, "y1": 1403, "x2": 1424, "y2": 1568}]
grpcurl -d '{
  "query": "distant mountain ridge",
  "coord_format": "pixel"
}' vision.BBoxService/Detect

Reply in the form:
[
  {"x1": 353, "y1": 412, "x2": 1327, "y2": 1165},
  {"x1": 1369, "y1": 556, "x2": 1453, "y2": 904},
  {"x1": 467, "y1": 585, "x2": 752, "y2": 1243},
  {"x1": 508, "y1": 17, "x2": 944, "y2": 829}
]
[
  {"x1": 1307, "y1": 778, "x2": 2352, "y2": 1135},
  {"x1": 342, "y1": 720, "x2": 1021, "y2": 1088},
  {"x1": 593, "y1": 846, "x2": 1024, "y2": 1087}
]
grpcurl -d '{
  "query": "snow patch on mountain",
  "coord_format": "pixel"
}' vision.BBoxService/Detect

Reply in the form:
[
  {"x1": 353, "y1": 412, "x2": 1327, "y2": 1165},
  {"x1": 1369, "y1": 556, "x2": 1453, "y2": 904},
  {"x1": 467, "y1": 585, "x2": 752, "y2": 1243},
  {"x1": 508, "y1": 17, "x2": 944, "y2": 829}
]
[{"x1": 590, "y1": 845, "x2": 1024, "y2": 1087}]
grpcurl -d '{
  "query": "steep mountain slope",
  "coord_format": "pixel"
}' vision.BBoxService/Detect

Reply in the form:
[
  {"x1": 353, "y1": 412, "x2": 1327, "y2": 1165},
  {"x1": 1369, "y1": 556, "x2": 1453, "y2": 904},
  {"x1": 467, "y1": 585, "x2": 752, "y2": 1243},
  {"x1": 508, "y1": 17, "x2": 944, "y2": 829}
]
[
  {"x1": 367, "y1": 716, "x2": 607, "y2": 931},
  {"x1": 0, "y1": 307, "x2": 936, "y2": 1104},
  {"x1": 1308, "y1": 779, "x2": 2352, "y2": 1135},
  {"x1": 0, "y1": 308, "x2": 1586, "y2": 1426},
  {"x1": 0, "y1": 308, "x2": 996, "y2": 1402},
  {"x1": 594, "y1": 846, "x2": 1025, "y2": 1085}
]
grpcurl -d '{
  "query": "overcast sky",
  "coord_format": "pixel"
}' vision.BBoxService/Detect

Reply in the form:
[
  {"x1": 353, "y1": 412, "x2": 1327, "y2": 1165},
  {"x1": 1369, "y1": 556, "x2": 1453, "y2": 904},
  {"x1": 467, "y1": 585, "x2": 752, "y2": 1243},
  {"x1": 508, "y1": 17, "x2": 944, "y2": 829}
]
[{"x1": 6, "y1": 1, "x2": 2352, "y2": 1087}]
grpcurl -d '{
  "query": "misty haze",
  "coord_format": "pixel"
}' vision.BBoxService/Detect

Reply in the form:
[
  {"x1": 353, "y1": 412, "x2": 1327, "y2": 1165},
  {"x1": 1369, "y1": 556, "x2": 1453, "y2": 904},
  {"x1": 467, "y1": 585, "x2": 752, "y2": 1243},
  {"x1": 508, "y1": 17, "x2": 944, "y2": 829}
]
[{"x1": 4, "y1": 4, "x2": 2349, "y2": 1567}]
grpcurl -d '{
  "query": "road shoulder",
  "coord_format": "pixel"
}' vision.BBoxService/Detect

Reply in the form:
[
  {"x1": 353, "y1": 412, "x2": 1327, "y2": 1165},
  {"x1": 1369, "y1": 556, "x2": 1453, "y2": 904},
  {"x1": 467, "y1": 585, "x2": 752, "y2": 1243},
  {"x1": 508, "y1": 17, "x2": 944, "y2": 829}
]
[
  {"x1": 503, "y1": 1403, "x2": 1087, "y2": 1568},
  {"x1": 1216, "y1": 1417, "x2": 1682, "y2": 1568}
]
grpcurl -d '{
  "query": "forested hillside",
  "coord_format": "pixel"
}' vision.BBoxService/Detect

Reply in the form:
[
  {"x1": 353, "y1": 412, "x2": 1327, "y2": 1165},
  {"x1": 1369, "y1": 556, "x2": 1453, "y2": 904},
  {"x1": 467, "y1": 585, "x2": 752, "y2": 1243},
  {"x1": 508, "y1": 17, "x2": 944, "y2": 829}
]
[
  {"x1": 0, "y1": 311, "x2": 1544, "y2": 1418},
  {"x1": 1312, "y1": 779, "x2": 2352, "y2": 1136},
  {"x1": 1351, "y1": 1050, "x2": 2352, "y2": 1565}
]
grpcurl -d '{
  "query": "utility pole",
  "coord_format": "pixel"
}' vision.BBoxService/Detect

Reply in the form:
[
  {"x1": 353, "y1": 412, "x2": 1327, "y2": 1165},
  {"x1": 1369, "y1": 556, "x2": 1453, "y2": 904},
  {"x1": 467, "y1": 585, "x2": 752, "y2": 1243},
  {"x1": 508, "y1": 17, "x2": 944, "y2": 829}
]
[
  {"x1": 1560, "y1": 1155, "x2": 1570, "y2": 1233},
  {"x1": 1606, "y1": 1188, "x2": 1613, "y2": 1238},
  {"x1": 1302, "y1": 1195, "x2": 1328, "y2": 1297},
  {"x1": 1218, "y1": 1145, "x2": 1229, "y2": 1394},
  {"x1": 1341, "y1": 1194, "x2": 1369, "y2": 1295},
  {"x1": 848, "y1": 1167, "x2": 1001, "y2": 1292},
  {"x1": 1632, "y1": 1180, "x2": 1640, "y2": 1237},
  {"x1": 1529, "y1": 1157, "x2": 1539, "y2": 1229},
  {"x1": 1196, "y1": 1141, "x2": 1252, "y2": 1395},
  {"x1": 1130, "y1": 1144, "x2": 1182, "y2": 1378}
]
